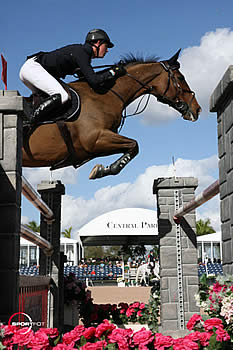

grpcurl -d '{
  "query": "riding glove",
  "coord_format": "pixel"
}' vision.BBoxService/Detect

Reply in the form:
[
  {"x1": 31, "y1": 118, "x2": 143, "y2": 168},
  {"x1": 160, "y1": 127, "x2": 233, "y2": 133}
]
[{"x1": 109, "y1": 63, "x2": 126, "y2": 78}]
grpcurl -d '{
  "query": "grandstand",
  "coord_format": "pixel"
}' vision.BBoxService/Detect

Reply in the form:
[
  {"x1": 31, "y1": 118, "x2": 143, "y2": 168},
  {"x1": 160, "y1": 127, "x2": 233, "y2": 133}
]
[
  {"x1": 20, "y1": 263, "x2": 123, "y2": 284},
  {"x1": 197, "y1": 262, "x2": 223, "y2": 277}
]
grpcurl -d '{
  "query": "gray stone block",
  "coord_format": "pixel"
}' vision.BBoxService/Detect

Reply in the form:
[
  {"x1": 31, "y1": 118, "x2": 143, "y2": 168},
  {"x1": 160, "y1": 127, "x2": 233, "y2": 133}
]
[
  {"x1": 159, "y1": 320, "x2": 179, "y2": 332},
  {"x1": 222, "y1": 242, "x2": 232, "y2": 264},
  {"x1": 187, "y1": 286, "x2": 200, "y2": 312},
  {"x1": 210, "y1": 65, "x2": 233, "y2": 112},
  {"x1": 182, "y1": 250, "x2": 198, "y2": 264},
  {"x1": 162, "y1": 303, "x2": 178, "y2": 320},
  {"x1": 188, "y1": 276, "x2": 199, "y2": 285},
  {"x1": 161, "y1": 290, "x2": 169, "y2": 303},
  {"x1": 220, "y1": 197, "x2": 230, "y2": 222},
  {"x1": 221, "y1": 222, "x2": 231, "y2": 241},
  {"x1": 183, "y1": 264, "x2": 198, "y2": 276},
  {"x1": 161, "y1": 277, "x2": 168, "y2": 289},
  {"x1": 219, "y1": 157, "x2": 227, "y2": 183},
  {"x1": 227, "y1": 171, "x2": 233, "y2": 196},
  {"x1": 160, "y1": 268, "x2": 177, "y2": 277},
  {"x1": 224, "y1": 103, "x2": 233, "y2": 133},
  {"x1": 219, "y1": 181, "x2": 227, "y2": 200}
]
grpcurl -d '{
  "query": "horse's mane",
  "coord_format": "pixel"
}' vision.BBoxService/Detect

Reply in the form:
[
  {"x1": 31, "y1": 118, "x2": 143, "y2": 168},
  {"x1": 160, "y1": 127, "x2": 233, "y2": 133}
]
[{"x1": 118, "y1": 53, "x2": 160, "y2": 67}]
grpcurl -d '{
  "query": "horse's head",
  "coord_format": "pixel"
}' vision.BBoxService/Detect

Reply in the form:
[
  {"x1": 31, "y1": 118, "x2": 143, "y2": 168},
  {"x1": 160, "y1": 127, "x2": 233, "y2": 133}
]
[{"x1": 155, "y1": 49, "x2": 201, "y2": 121}]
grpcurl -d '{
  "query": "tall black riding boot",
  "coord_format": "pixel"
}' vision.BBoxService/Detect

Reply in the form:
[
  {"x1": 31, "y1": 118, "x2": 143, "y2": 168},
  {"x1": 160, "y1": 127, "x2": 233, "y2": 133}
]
[{"x1": 32, "y1": 93, "x2": 61, "y2": 123}]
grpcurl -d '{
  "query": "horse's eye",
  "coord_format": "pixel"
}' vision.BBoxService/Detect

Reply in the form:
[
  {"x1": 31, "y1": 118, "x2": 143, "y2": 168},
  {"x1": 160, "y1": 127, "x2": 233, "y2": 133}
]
[{"x1": 178, "y1": 75, "x2": 184, "y2": 81}]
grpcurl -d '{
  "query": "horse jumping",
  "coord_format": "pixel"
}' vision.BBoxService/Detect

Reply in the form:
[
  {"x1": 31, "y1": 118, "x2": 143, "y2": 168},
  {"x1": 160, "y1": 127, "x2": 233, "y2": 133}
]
[
  {"x1": 136, "y1": 262, "x2": 160, "y2": 286},
  {"x1": 22, "y1": 50, "x2": 201, "y2": 179}
]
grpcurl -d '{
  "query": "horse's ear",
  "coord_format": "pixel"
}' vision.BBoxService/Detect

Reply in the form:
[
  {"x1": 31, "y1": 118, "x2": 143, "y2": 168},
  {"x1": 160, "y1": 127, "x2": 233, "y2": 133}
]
[{"x1": 167, "y1": 49, "x2": 181, "y2": 66}]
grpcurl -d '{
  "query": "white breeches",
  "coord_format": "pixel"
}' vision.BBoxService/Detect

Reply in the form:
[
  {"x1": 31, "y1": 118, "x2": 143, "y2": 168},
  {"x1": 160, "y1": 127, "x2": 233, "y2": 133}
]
[{"x1": 19, "y1": 57, "x2": 69, "y2": 104}]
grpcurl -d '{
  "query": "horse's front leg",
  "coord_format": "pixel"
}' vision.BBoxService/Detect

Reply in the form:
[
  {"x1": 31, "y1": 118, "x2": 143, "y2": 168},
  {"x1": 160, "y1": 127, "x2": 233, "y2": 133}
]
[{"x1": 88, "y1": 130, "x2": 139, "y2": 180}]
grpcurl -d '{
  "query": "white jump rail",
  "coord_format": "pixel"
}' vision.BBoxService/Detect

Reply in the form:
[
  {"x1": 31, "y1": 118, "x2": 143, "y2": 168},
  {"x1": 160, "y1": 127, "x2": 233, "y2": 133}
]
[
  {"x1": 22, "y1": 176, "x2": 54, "y2": 221},
  {"x1": 173, "y1": 179, "x2": 219, "y2": 222},
  {"x1": 21, "y1": 224, "x2": 53, "y2": 256}
]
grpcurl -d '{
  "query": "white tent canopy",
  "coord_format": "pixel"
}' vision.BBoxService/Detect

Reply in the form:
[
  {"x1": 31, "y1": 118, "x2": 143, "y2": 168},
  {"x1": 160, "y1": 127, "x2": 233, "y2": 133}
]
[
  {"x1": 197, "y1": 231, "x2": 221, "y2": 242},
  {"x1": 75, "y1": 208, "x2": 158, "y2": 246}
]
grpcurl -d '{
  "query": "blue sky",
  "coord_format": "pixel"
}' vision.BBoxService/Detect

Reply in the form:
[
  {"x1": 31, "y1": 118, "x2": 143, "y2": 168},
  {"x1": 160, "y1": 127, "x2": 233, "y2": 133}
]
[{"x1": 2, "y1": 1, "x2": 233, "y2": 236}]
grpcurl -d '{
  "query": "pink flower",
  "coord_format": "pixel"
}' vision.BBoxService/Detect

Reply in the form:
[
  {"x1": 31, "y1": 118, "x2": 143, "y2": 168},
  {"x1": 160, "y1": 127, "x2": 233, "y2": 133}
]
[
  {"x1": 137, "y1": 311, "x2": 142, "y2": 317},
  {"x1": 54, "y1": 343, "x2": 76, "y2": 349},
  {"x1": 204, "y1": 318, "x2": 223, "y2": 331},
  {"x1": 126, "y1": 308, "x2": 135, "y2": 317},
  {"x1": 139, "y1": 303, "x2": 145, "y2": 310},
  {"x1": 212, "y1": 282, "x2": 226, "y2": 294},
  {"x1": 108, "y1": 328, "x2": 132, "y2": 350},
  {"x1": 28, "y1": 329, "x2": 50, "y2": 349},
  {"x1": 173, "y1": 337, "x2": 199, "y2": 350},
  {"x1": 82, "y1": 327, "x2": 96, "y2": 340},
  {"x1": 1, "y1": 325, "x2": 18, "y2": 336},
  {"x1": 133, "y1": 328, "x2": 154, "y2": 348},
  {"x1": 12, "y1": 327, "x2": 34, "y2": 346},
  {"x1": 36, "y1": 327, "x2": 59, "y2": 338},
  {"x1": 81, "y1": 340, "x2": 107, "y2": 349},
  {"x1": 62, "y1": 325, "x2": 85, "y2": 344},
  {"x1": 186, "y1": 314, "x2": 203, "y2": 330},
  {"x1": 95, "y1": 320, "x2": 115, "y2": 338},
  {"x1": 154, "y1": 333, "x2": 173, "y2": 350},
  {"x1": 198, "y1": 332, "x2": 211, "y2": 347},
  {"x1": 215, "y1": 327, "x2": 231, "y2": 342},
  {"x1": 131, "y1": 302, "x2": 140, "y2": 308}
]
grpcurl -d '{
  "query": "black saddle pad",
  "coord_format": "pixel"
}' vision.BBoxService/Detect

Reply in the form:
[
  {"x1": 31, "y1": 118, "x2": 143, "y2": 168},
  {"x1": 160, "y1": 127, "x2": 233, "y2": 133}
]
[{"x1": 23, "y1": 85, "x2": 81, "y2": 127}]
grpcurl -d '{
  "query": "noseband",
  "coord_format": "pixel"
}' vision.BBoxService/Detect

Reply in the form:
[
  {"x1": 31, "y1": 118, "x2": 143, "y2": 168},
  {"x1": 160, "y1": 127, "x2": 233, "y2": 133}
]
[{"x1": 157, "y1": 61, "x2": 195, "y2": 115}]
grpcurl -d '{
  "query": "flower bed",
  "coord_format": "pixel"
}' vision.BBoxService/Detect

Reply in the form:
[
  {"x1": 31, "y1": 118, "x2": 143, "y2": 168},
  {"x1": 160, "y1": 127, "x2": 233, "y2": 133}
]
[
  {"x1": 196, "y1": 273, "x2": 233, "y2": 339},
  {"x1": 1, "y1": 317, "x2": 232, "y2": 349},
  {"x1": 1, "y1": 274, "x2": 233, "y2": 349}
]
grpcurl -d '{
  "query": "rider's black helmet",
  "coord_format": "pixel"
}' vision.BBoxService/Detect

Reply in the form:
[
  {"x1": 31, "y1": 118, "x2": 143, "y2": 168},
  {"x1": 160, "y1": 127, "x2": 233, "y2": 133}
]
[{"x1": 85, "y1": 29, "x2": 114, "y2": 48}]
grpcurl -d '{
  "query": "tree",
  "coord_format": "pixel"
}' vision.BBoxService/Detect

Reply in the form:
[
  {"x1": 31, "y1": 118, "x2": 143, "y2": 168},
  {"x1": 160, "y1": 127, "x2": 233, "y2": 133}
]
[
  {"x1": 26, "y1": 220, "x2": 40, "y2": 233},
  {"x1": 196, "y1": 219, "x2": 215, "y2": 236},
  {"x1": 118, "y1": 244, "x2": 146, "y2": 263},
  {"x1": 61, "y1": 226, "x2": 72, "y2": 238},
  {"x1": 84, "y1": 246, "x2": 106, "y2": 259}
]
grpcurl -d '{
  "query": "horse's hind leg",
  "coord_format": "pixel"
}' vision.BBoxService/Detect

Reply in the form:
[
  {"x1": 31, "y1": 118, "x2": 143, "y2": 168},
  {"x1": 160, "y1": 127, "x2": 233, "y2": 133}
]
[{"x1": 88, "y1": 130, "x2": 139, "y2": 180}]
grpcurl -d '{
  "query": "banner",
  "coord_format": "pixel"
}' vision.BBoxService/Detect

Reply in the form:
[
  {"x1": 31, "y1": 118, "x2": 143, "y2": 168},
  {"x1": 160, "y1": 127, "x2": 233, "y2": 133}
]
[{"x1": 1, "y1": 54, "x2": 7, "y2": 90}]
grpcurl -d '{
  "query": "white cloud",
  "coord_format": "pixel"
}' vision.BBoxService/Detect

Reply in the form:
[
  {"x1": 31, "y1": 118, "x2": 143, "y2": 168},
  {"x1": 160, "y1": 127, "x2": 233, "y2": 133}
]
[
  {"x1": 23, "y1": 166, "x2": 77, "y2": 188},
  {"x1": 60, "y1": 155, "x2": 220, "y2": 235},
  {"x1": 132, "y1": 28, "x2": 233, "y2": 125}
]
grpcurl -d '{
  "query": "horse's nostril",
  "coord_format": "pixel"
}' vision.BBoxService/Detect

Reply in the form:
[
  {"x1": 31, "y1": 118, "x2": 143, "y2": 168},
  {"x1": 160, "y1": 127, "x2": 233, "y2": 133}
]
[{"x1": 197, "y1": 107, "x2": 202, "y2": 115}]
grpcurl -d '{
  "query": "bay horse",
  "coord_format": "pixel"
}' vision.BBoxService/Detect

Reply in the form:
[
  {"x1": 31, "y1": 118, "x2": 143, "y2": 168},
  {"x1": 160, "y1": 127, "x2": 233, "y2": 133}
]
[{"x1": 22, "y1": 50, "x2": 201, "y2": 180}]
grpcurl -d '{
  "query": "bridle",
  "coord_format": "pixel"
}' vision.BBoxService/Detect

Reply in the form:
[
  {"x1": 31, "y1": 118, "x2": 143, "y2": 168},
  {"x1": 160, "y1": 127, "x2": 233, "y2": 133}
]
[
  {"x1": 110, "y1": 60, "x2": 196, "y2": 130},
  {"x1": 157, "y1": 61, "x2": 196, "y2": 116}
]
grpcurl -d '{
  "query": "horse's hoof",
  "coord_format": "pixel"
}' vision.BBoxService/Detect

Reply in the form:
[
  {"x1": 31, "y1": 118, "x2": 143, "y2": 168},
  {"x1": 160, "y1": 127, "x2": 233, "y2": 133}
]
[{"x1": 89, "y1": 164, "x2": 105, "y2": 179}]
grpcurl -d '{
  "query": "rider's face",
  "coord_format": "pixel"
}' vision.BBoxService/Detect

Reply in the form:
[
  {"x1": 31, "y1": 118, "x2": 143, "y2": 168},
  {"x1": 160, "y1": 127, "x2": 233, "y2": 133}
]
[{"x1": 93, "y1": 41, "x2": 108, "y2": 58}]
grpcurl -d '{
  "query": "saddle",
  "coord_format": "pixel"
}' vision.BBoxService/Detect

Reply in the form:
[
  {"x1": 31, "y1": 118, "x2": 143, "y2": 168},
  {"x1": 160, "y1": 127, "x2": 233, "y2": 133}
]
[
  {"x1": 23, "y1": 81, "x2": 81, "y2": 126},
  {"x1": 23, "y1": 82, "x2": 81, "y2": 170}
]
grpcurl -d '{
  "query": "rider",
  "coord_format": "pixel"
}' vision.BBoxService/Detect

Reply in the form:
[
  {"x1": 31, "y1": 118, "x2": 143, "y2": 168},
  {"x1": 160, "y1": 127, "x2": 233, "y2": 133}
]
[
  {"x1": 148, "y1": 250, "x2": 155, "y2": 273},
  {"x1": 19, "y1": 29, "x2": 126, "y2": 123}
]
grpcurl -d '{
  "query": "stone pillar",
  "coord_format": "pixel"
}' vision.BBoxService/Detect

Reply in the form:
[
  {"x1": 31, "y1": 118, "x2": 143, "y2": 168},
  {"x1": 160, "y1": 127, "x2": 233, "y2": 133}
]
[
  {"x1": 210, "y1": 66, "x2": 233, "y2": 275},
  {"x1": 0, "y1": 90, "x2": 23, "y2": 323},
  {"x1": 37, "y1": 181, "x2": 65, "y2": 331},
  {"x1": 153, "y1": 177, "x2": 199, "y2": 335}
]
